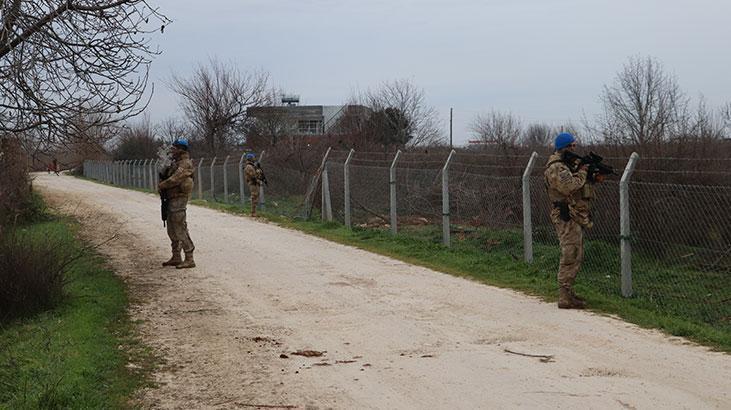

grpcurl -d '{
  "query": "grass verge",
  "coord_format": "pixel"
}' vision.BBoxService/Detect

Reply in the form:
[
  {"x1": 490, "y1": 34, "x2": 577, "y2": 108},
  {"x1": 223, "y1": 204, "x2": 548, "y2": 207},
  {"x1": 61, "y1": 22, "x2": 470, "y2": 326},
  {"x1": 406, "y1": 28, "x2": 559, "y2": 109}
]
[{"x1": 0, "y1": 217, "x2": 156, "y2": 408}]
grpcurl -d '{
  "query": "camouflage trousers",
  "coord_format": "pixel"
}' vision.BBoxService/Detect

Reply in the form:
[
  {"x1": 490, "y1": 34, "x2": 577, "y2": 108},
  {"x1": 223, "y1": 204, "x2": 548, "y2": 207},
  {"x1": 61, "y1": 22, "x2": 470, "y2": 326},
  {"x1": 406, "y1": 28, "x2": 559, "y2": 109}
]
[
  {"x1": 248, "y1": 183, "x2": 259, "y2": 203},
  {"x1": 554, "y1": 219, "x2": 584, "y2": 289},
  {"x1": 167, "y1": 197, "x2": 195, "y2": 254}
]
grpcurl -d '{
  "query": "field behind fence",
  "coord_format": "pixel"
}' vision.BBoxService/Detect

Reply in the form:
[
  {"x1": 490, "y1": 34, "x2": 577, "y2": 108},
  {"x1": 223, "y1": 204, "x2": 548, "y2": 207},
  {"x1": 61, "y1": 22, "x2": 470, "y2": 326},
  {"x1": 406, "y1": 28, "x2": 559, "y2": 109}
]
[{"x1": 84, "y1": 147, "x2": 731, "y2": 337}]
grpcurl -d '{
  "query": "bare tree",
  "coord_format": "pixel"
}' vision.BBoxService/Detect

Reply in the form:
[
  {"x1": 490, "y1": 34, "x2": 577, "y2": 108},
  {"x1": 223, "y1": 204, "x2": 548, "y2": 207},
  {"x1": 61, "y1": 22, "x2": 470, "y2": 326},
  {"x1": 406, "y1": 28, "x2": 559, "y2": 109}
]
[
  {"x1": 470, "y1": 110, "x2": 522, "y2": 149},
  {"x1": 169, "y1": 58, "x2": 269, "y2": 156},
  {"x1": 246, "y1": 110, "x2": 296, "y2": 148},
  {"x1": 682, "y1": 97, "x2": 726, "y2": 141},
  {"x1": 0, "y1": 0, "x2": 169, "y2": 152},
  {"x1": 113, "y1": 115, "x2": 161, "y2": 160},
  {"x1": 597, "y1": 56, "x2": 688, "y2": 145},
  {"x1": 522, "y1": 122, "x2": 552, "y2": 148},
  {"x1": 156, "y1": 116, "x2": 188, "y2": 144},
  {"x1": 357, "y1": 79, "x2": 444, "y2": 147},
  {"x1": 721, "y1": 102, "x2": 731, "y2": 138}
]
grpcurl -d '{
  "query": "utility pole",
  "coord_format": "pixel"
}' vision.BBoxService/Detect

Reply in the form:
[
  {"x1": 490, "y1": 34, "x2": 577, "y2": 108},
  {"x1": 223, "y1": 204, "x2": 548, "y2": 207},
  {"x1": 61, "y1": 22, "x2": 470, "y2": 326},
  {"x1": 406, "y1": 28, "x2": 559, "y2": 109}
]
[{"x1": 449, "y1": 107, "x2": 453, "y2": 149}]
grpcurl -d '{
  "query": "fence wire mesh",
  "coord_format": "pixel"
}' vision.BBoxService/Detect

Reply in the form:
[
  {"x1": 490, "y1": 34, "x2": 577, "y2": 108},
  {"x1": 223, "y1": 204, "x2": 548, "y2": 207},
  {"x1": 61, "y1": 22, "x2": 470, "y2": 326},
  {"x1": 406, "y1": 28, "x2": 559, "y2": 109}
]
[
  {"x1": 85, "y1": 150, "x2": 731, "y2": 333},
  {"x1": 629, "y1": 181, "x2": 731, "y2": 331}
]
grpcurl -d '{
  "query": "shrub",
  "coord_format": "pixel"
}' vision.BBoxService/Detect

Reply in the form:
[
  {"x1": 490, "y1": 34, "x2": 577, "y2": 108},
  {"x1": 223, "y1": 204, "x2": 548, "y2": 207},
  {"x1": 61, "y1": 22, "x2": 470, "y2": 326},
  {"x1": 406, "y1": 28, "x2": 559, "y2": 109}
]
[
  {"x1": 0, "y1": 225, "x2": 76, "y2": 322},
  {"x1": 0, "y1": 137, "x2": 32, "y2": 227}
]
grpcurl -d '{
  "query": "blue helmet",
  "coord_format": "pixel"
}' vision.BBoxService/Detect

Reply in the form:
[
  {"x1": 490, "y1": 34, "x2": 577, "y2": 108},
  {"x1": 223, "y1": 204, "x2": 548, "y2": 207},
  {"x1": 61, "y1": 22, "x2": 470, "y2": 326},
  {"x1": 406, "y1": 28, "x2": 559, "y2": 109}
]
[
  {"x1": 554, "y1": 132, "x2": 575, "y2": 151},
  {"x1": 172, "y1": 139, "x2": 189, "y2": 150},
  {"x1": 246, "y1": 153, "x2": 256, "y2": 160}
]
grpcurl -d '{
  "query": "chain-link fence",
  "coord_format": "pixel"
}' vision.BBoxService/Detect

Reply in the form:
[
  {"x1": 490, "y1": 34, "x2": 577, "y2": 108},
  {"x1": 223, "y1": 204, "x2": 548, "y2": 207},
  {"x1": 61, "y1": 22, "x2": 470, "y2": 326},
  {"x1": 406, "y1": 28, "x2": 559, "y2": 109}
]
[{"x1": 84, "y1": 149, "x2": 731, "y2": 333}]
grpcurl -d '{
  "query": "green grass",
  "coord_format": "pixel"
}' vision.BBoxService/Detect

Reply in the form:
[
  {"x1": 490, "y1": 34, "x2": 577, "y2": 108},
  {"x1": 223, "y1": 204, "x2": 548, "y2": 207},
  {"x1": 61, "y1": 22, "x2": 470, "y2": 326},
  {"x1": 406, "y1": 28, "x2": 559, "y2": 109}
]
[
  {"x1": 0, "y1": 218, "x2": 156, "y2": 409},
  {"x1": 78, "y1": 177, "x2": 731, "y2": 352}
]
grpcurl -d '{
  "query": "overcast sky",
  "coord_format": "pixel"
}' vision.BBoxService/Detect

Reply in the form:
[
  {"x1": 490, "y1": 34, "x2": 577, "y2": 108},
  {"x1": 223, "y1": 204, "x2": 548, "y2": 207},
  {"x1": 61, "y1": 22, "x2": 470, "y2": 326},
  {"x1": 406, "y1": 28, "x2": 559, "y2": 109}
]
[{"x1": 146, "y1": 0, "x2": 731, "y2": 145}]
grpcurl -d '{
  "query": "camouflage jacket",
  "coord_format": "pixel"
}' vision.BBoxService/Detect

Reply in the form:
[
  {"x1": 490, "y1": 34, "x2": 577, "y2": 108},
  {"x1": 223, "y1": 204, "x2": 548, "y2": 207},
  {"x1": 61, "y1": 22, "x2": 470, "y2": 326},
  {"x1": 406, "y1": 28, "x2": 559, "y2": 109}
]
[
  {"x1": 159, "y1": 151, "x2": 194, "y2": 199},
  {"x1": 244, "y1": 160, "x2": 262, "y2": 186},
  {"x1": 544, "y1": 152, "x2": 594, "y2": 228}
]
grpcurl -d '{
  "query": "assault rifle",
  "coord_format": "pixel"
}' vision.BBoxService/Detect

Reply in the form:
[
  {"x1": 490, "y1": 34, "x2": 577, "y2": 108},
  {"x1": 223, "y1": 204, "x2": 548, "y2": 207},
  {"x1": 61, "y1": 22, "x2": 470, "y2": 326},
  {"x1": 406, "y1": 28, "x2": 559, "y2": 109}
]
[
  {"x1": 255, "y1": 161, "x2": 268, "y2": 186},
  {"x1": 159, "y1": 167, "x2": 172, "y2": 227},
  {"x1": 562, "y1": 151, "x2": 616, "y2": 183}
]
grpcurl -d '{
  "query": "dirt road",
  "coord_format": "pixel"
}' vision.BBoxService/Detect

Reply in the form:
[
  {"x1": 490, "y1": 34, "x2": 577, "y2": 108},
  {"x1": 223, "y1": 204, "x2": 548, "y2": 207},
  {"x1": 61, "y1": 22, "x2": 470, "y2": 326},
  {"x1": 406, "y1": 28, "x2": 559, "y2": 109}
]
[{"x1": 35, "y1": 174, "x2": 729, "y2": 409}]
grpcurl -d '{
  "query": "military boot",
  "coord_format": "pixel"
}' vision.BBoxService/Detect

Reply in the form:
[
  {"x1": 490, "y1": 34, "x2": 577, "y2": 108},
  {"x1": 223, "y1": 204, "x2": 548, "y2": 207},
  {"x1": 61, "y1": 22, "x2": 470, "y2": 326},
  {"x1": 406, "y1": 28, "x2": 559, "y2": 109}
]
[
  {"x1": 558, "y1": 287, "x2": 585, "y2": 309},
  {"x1": 162, "y1": 249, "x2": 182, "y2": 267},
  {"x1": 176, "y1": 251, "x2": 196, "y2": 269},
  {"x1": 251, "y1": 202, "x2": 257, "y2": 217},
  {"x1": 569, "y1": 289, "x2": 587, "y2": 308}
]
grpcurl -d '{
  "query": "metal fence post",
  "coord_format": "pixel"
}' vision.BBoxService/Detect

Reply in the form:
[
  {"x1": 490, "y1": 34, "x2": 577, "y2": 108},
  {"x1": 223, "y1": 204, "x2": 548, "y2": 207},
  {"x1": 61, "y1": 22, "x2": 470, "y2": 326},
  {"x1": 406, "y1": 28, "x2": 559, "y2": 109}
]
[
  {"x1": 389, "y1": 150, "x2": 402, "y2": 235},
  {"x1": 131, "y1": 160, "x2": 136, "y2": 187},
  {"x1": 135, "y1": 160, "x2": 141, "y2": 188},
  {"x1": 442, "y1": 150, "x2": 456, "y2": 247},
  {"x1": 522, "y1": 152, "x2": 539, "y2": 263},
  {"x1": 238, "y1": 153, "x2": 246, "y2": 203},
  {"x1": 343, "y1": 149, "x2": 355, "y2": 229},
  {"x1": 125, "y1": 160, "x2": 131, "y2": 186},
  {"x1": 322, "y1": 167, "x2": 333, "y2": 222},
  {"x1": 258, "y1": 150, "x2": 266, "y2": 209},
  {"x1": 143, "y1": 159, "x2": 148, "y2": 190},
  {"x1": 319, "y1": 147, "x2": 333, "y2": 221},
  {"x1": 140, "y1": 160, "x2": 145, "y2": 188},
  {"x1": 136, "y1": 160, "x2": 142, "y2": 188},
  {"x1": 149, "y1": 160, "x2": 155, "y2": 191},
  {"x1": 143, "y1": 159, "x2": 149, "y2": 189},
  {"x1": 222, "y1": 155, "x2": 230, "y2": 202},
  {"x1": 197, "y1": 158, "x2": 204, "y2": 199},
  {"x1": 620, "y1": 152, "x2": 640, "y2": 298},
  {"x1": 154, "y1": 160, "x2": 160, "y2": 188},
  {"x1": 209, "y1": 157, "x2": 217, "y2": 200}
]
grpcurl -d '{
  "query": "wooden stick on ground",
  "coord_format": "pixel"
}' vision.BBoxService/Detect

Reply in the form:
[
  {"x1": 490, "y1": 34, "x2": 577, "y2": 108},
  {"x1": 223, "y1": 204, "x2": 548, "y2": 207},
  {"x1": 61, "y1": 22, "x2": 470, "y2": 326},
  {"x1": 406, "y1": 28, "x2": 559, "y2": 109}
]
[{"x1": 504, "y1": 348, "x2": 555, "y2": 363}]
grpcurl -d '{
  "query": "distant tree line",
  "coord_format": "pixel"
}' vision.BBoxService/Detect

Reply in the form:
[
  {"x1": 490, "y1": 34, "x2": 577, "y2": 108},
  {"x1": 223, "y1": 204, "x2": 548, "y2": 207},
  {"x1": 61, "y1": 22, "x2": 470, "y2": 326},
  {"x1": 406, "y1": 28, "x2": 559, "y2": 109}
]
[{"x1": 469, "y1": 56, "x2": 731, "y2": 154}]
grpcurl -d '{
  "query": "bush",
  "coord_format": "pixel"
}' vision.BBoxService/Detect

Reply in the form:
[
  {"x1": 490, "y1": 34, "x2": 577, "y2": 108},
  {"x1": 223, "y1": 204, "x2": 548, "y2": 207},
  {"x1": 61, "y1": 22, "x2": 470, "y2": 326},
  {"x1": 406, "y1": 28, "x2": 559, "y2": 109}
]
[
  {"x1": 18, "y1": 191, "x2": 49, "y2": 225},
  {"x1": 0, "y1": 137, "x2": 32, "y2": 227},
  {"x1": 0, "y1": 224, "x2": 76, "y2": 322}
]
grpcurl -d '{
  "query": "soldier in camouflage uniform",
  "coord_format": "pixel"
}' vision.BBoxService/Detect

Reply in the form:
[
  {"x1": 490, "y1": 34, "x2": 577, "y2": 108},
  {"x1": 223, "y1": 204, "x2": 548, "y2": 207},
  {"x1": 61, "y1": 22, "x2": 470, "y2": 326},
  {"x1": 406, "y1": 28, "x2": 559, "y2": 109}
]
[
  {"x1": 544, "y1": 132, "x2": 592, "y2": 309},
  {"x1": 158, "y1": 139, "x2": 196, "y2": 269},
  {"x1": 243, "y1": 153, "x2": 263, "y2": 217}
]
